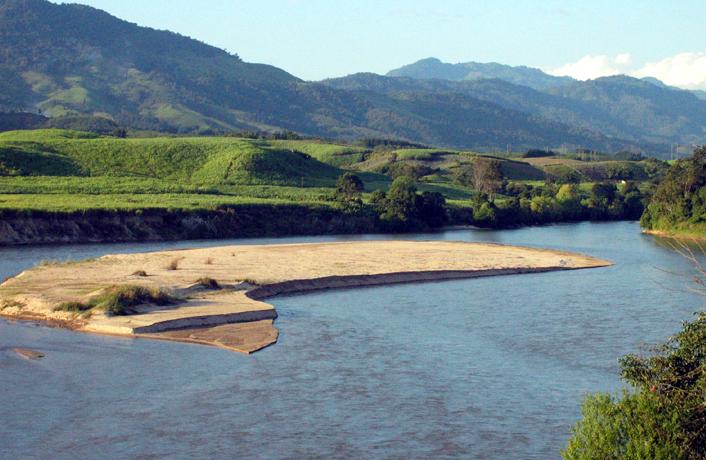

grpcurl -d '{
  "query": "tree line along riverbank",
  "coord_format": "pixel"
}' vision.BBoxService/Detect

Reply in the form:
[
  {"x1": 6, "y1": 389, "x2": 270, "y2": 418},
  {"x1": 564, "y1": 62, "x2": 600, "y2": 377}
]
[{"x1": 0, "y1": 129, "x2": 671, "y2": 245}]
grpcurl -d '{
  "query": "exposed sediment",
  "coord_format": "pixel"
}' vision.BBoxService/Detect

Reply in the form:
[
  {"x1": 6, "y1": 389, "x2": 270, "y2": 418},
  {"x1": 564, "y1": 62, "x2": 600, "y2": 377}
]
[
  {"x1": 0, "y1": 240, "x2": 612, "y2": 354},
  {"x1": 0, "y1": 206, "x2": 380, "y2": 246}
]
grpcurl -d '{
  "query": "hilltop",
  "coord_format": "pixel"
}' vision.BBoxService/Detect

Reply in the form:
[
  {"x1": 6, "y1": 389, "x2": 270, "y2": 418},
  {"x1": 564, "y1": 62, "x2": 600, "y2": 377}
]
[
  {"x1": 386, "y1": 57, "x2": 574, "y2": 90},
  {"x1": 0, "y1": 0, "x2": 659, "y2": 152}
]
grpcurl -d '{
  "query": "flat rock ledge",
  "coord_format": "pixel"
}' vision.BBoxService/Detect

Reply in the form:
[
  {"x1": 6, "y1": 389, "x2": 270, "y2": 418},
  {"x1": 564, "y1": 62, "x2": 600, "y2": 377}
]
[{"x1": 0, "y1": 240, "x2": 611, "y2": 354}]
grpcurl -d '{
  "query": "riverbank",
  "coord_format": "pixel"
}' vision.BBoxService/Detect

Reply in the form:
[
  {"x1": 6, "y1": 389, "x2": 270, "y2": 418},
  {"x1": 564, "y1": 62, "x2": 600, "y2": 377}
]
[
  {"x1": 0, "y1": 205, "x2": 380, "y2": 246},
  {"x1": 0, "y1": 240, "x2": 611, "y2": 353},
  {"x1": 643, "y1": 227, "x2": 706, "y2": 241},
  {"x1": 0, "y1": 204, "x2": 640, "y2": 247}
]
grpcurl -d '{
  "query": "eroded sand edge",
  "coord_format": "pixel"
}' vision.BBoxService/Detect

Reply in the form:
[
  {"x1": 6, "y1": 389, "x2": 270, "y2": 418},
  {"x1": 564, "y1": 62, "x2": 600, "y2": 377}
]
[{"x1": 0, "y1": 241, "x2": 611, "y2": 354}]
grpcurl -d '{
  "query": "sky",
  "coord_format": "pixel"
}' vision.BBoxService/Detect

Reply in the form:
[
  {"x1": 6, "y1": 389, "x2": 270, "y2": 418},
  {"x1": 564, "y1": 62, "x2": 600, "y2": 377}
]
[{"x1": 57, "y1": 0, "x2": 706, "y2": 89}]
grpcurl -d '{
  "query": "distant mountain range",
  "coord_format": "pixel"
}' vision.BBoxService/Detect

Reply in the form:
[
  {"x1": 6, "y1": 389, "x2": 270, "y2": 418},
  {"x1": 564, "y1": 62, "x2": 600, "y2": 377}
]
[
  {"x1": 387, "y1": 57, "x2": 574, "y2": 91},
  {"x1": 324, "y1": 72, "x2": 706, "y2": 148},
  {"x1": 1, "y1": 0, "x2": 704, "y2": 156}
]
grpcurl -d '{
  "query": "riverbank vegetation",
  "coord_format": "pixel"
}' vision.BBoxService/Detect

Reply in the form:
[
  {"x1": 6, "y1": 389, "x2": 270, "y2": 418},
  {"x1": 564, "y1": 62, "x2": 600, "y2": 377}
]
[
  {"x1": 54, "y1": 285, "x2": 176, "y2": 316},
  {"x1": 0, "y1": 129, "x2": 669, "y2": 242},
  {"x1": 565, "y1": 199, "x2": 706, "y2": 458},
  {"x1": 640, "y1": 146, "x2": 706, "y2": 237},
  {"x1": 564, "y1": 311, "x2": 706, "y2": 459}
]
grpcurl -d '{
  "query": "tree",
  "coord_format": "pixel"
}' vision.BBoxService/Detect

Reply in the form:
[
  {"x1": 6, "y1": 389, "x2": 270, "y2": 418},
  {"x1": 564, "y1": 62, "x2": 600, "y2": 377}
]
[
  {"x1": 556, "y1": 184, "x2": 583, "y2": 219},
  {"x1": 417, "y1": 191, "x2": 448, "y2": 228},
  {"x1": 588, "y1": 182, "x2": 617, "y2": 210},
  {"x1": 471, "y1": 158, "x2": 503, "y2": 200},
  {"x1": 335, "y1": 173, "x2": 364, "y2": 209},
  {"x1": 619, "y1": 181, "x2": 645, "y2": 220},
  {"x1": 556, "y1": 183, "x2": 579, "y2": 202},
  {"x1": 381, "y1": 176, "x2": 418, "y2": 223},
  {"x1": 641, "y1": 147, "x2": 706, "y2": 231}
]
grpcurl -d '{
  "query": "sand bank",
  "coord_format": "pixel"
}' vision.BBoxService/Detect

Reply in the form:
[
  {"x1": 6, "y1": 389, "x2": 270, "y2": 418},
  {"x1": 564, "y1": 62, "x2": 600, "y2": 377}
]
[{"x1": 0, "y1": 241, "x2": 611, "y2": 353}]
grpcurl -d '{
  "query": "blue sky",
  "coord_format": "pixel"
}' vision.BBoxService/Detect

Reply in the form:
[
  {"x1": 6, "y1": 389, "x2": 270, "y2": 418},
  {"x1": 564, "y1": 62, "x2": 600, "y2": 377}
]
[{"x1": 57, "y1": 0, "x2": 706, "y2": 88}]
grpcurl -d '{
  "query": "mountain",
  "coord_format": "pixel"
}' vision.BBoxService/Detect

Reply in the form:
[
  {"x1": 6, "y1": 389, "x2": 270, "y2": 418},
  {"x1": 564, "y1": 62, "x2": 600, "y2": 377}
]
[
  {"x1": 641, "y1": 76, "x2": 669, "y2": 88},
  {"x1": 325, "y1": 72, "x2": 706, "y2": 150},
  {"x1": 0, "y1": 0, "x2": 629, "y2": 152},
  {"x1": 693, "y1": 90, "x2": 706, "y2": 101},
  {"x1": 386, "y1": 57, "x2": 574, "y2": 90},
  {"x1": 0, "y1": 0, "x2": 318, "y2": 133},
  {"x1": 546, "y1": 76, "x2": 706, "y2": 146}
]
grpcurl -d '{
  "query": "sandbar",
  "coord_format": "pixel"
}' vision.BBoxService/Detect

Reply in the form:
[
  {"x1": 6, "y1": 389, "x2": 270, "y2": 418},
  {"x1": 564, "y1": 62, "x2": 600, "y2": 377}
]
[{"x1": 0, "y1": 240, "x2": 611, "y2": 354}]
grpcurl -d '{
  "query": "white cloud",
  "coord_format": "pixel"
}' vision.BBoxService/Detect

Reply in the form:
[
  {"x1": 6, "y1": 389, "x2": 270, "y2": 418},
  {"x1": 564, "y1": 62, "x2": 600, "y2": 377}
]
[
  {"x1": 615, "y1": 53, "x2": 632, "y2": 65},
  {"x1": 633, "y1": 52, "x2": 706, "y2": 90},
  {"x1": 547, "y1": 52, "x2": 706, "y2": 90},
  {"x1": 548, "y1": 54, "x2": 631, "y2": 80}
]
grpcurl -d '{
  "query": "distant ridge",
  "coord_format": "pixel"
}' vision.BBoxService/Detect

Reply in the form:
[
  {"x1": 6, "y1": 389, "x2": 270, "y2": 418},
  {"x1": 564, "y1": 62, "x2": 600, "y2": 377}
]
[
  {"x1": 386, "y1": 57, "x2": 574, "y2": 90},
  {"x1": 0, "y1": 0, "x2": 636, "y2": 151}
]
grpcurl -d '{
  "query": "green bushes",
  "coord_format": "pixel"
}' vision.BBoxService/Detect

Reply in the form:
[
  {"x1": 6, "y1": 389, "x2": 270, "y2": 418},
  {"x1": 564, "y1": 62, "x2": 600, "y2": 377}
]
[
  {"x1": 467, "y1": 180, "x2": 647, "y2": 228},
  {"x1": 564, "y1": 392, "x2": 683, "y2": 459},
  {"x1": 564, "y1": 312, "x2": 706, "y2": 459},
  {"x1": 53, "y1": 285, "x2": 176, "y2": 316},
  {"x1": 371, "y1": 176, "x2": 448, "y2": 230},
  {"x1": 93, "y1": 286, "x2": 176, "y2": 315}
]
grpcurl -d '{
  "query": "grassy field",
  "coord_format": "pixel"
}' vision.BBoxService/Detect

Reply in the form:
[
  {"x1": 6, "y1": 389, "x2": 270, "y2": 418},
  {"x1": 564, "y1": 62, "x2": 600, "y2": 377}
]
[
  {"x1": 0, "y1": 130, "x2": 386, "y2": 187},
  {"x1": 270, "y1": 140, "x2": 368, "y2": 168},
  {"x1": 0, "y1": 193, "x2": 334, "y2": 212},
  {"x1": 0, "y1": 129, "x2": 663, "y2": 213}
]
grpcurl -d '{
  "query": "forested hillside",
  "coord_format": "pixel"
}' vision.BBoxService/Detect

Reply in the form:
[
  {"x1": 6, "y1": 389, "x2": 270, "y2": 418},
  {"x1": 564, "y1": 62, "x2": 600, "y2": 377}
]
[
  {"x1": 325, "y1": 72, "x2": 706, "y2": 153},
  {"x1": 0, "y1": 0, "x2": 664, "y2": 152}
]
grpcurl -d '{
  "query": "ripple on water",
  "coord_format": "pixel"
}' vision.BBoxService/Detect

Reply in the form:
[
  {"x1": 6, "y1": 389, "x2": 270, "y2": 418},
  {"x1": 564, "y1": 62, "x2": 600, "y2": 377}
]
[{"x1": 0, "y1": 222, "x2": 702, "y2": 459}]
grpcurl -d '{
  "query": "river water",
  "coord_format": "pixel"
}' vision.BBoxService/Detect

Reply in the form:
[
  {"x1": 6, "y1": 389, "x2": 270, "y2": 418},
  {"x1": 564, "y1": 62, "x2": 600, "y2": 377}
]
[{"x1": 0, "y1": 222, "x2": 702, "y2": 459}]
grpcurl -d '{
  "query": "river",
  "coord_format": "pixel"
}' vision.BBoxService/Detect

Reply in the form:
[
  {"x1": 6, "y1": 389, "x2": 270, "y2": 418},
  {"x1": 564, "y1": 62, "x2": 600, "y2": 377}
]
[{"x1": 0, "y1": 222, "x2": 702, "y2": 459}]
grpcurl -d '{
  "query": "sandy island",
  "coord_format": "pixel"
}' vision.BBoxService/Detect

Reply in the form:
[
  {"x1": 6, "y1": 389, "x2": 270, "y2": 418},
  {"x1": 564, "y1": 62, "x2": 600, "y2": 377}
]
[{"x1": 0, "y1": 241, "x2": 611, "y2": 354}]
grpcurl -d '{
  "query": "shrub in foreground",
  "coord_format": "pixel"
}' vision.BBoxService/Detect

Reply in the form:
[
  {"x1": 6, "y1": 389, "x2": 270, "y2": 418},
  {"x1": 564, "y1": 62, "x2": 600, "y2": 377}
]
[{"x1": 563, "y1": 312, "x2": 706, "y2": 459}]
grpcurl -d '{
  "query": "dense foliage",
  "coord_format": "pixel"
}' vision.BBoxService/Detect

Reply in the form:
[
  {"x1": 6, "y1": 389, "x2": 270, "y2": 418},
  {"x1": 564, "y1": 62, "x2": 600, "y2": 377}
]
[
  {"x1": 564, "y1": 312, "x2": 706, "y2": 459},
  {"x1": 335, "y1": 172, "x2": 364, "y2": 209},
  {"x1": 461, "y1": 180, "x2": 647, "y2": 228},
  {"x1": 370, "y1": 176, "x2": 448, "y2": 230},
  {"x1": 641, "y1": 146, "x2": 706, "y2": 235}
]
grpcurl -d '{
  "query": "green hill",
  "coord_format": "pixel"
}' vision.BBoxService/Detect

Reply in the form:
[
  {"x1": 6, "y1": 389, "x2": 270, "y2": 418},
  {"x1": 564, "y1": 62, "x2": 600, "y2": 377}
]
[
  {"x1": 0, "y1": 129, "x2": 665, "y2": 219},
  {"x1": 0, "y1": 129, "x2": 384, "y2": 187}
]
